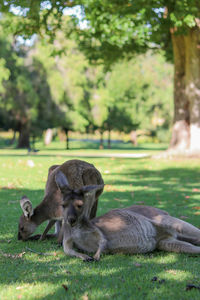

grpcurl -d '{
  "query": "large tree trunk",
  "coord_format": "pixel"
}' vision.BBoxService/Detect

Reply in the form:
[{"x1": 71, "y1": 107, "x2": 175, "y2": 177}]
[
  {"x1": 170, "y1": 27, "x2": 200, "y2": 152},
  {"x1": 185, "y1": 28, "x2": 200, "y2": 151},
  {"x1": 170, "y1": 34, "x2": 190, "y2": 150},
  {"x1": 17, "y1": 122, "x2": 30, "y2": 149}
]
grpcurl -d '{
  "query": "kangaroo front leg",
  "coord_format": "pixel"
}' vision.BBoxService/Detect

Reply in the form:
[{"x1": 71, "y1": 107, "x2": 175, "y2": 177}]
[
  {"x1": 63, "y1": 237, "x2": 94, "y2": 261},
  {"x1": 158, "y1": 238, "x2": 200, "y2": 254},
  {"x1": 57, "y1": 221, "x2": 64, "y2": 245},
  {"x1": 93, "y1": 229, "x2": 107, "y2": 261},
  {"x1": 39, "y1": 220, "x2": 56, "y2": 241}
]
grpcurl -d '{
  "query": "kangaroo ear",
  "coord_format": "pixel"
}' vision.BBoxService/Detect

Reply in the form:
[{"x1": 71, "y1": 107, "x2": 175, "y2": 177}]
[
  {"x1": 81, "y1": 184, "x2": 104, "y2": 197},
  {"x1": 80, "y1": 184, "x2": 104, "y2": 219},
  {"x1": 55, "y1": 171, "x2": 71, "y2": 192},
  {"x1": 20, "y1": 196, "x2": 34, "y2": 219}
]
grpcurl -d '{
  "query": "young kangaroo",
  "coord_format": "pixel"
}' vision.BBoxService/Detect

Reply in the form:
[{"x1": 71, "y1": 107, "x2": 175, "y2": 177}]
[
  {"x1": 18, "y1": 160, "x2": 104, "y2": 241},
  {"x1": 55, "y1": 171, "x2": 200, "y2": 261}
]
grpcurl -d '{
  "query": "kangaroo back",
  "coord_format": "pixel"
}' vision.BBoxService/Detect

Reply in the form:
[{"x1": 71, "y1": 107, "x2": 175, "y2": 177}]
[{"x1": 93, "y1": 209, "x2": 157, "y2": 254}]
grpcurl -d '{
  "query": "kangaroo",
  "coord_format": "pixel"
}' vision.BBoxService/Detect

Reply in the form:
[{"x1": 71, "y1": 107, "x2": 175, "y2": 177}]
[
  {"x1": 18, "y1": 159, "x2": 104, "y2": 241},
  {"x1": 55, "y1": 171, "x2": 200, "y2": 261}
]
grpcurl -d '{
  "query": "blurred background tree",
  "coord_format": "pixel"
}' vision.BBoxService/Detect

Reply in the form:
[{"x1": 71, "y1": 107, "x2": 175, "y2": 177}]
[{"x1": 0, "y1": 2, "x2": 179, "y2": 150}]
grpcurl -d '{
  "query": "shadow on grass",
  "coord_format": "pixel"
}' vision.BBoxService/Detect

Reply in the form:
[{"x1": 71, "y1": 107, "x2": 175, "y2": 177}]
[
  {"x1": 0, "y1": 247, "x2": 199, "y2": 299},
  {"x1": 1, "y1": 165, "x2": 200, "y2": 299}
]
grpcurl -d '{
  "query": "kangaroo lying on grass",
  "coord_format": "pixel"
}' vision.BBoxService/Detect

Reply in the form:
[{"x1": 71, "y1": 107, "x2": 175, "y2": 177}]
[
  {"x1": 55, "y1": 171, "x2": 200, "y2": 261},
  {"x1": 18, "y1": 160, "x2": 104, "y2": 241}
]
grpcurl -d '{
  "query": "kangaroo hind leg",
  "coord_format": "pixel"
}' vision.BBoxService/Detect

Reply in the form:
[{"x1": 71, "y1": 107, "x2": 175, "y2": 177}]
[
  {"x1": 177, "y1": 234, "x2": 200, "y2": 246},
  {"x1": 154, "y1": 215, "x2": 200, "y2": 246},
  {"x1": 158, "y1": 238, "x2": 200, "y2": 254},
  {"x1": 171, "y1": 217, "x2": 200, "y2": 246}
]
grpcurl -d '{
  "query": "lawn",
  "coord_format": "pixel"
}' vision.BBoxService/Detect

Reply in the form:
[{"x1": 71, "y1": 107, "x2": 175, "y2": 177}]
[{"x1": 0, "y1": 141, "x2": 200, "y2": 300}]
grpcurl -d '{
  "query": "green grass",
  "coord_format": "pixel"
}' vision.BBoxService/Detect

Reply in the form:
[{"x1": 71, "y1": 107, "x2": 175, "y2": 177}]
[{"x1": 0, "y1": 142, "x2": 200, "y2": 299}]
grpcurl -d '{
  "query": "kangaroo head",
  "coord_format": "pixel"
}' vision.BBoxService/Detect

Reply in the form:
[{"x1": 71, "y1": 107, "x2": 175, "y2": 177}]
[
  {"x1": 18, "y1": 196, "x2": 37, "y2": 241},
  {"x1": 55, "y1": 171, "x2": 104, "y2": 226}
]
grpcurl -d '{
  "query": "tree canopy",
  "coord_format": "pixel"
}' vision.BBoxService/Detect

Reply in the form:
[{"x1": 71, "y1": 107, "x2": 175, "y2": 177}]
[{"x1": 3, "y1": 1, "x2": 199, "y2": 151}]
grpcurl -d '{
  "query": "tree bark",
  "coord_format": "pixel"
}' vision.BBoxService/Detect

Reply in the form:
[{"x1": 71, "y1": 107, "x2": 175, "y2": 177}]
[
  {"x1": 64, "y1": 128, "x2": 70, "y2": 150},
  {"x1": 99, "y1": 130, "x2": 104, "y2": 149},
  {"x1": 185, "y1": 28, "x2": 200, "y2": 151},
  {"x1": 44, "y1": 128, "x2": 53, "y2": 146},
  {"x1": 17, "y1": 122, "x2": 30, "y2": 149},
  {"x1": 9, "y1": 130, "x2": 16, "y2": 145},
  {"x1": 170, "y1": 27, "x2": 200, "y2": 152},
  {"x1": 108, "y1": 128, "x2": 111, "y2": 149},
  {"x1": 130, "y1": 130, "x2": 138, "y2": 146},
  {"x1": 170, "y1": 34, "x2": 190, "y2": 150}
]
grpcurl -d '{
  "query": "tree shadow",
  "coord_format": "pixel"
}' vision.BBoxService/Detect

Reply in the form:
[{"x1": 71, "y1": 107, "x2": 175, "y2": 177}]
[
  {"x1": 1, "y1": 165, "x2": 200, "y2": 299},
  {"x1": 0, "y1": 247, "x2": 199, "y2": 299}
]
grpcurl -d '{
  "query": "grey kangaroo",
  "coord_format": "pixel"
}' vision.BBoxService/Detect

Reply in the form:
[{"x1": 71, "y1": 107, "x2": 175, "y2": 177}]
[
  {"x1": 18, "y1": 160, "x2": 104, "y2": 241},
  {"x1": 55, "y1": 171, "x2": 200, "y2": 261}
]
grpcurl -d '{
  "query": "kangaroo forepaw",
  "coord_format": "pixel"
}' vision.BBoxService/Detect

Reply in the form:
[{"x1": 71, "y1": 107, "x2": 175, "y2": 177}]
[{"x1": 83, "y1": 256, "x2": 94, "y2": 262}]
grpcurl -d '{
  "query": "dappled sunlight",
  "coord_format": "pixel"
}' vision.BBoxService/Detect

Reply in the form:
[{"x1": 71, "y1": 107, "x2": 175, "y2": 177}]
[{"x1": 160, "y1": 269, "x2": 191, "y2": 281}]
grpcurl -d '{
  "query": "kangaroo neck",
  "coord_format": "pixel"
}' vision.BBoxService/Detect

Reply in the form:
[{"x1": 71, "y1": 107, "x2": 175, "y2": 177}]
[
  {"x1": 31, "y1": 202, "x2": 49, "y2": 225},
  {"x1": 31, "y1": 188, "x2": 63, "y2": 225}
]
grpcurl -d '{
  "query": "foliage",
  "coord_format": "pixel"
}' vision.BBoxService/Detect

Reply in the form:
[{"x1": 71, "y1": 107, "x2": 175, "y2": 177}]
[
  {"x1": 30, "y1": 34, "x2": 90, "y2": 133},
  {"x1": 102, "y1": 51, "x2": 173, "y2": 134},
  {"x1": 0, "y1": 28, "x2": 59, "y2": 147},
  {"x1": 0, "y1": 8, "x2": 173, "y2": 145},
  {"x1": 78, "y1": 0, "x2": 200, "y2": 64},
  {"x1": 1, "y1": 1, "x2": 199, "y2": 64}
]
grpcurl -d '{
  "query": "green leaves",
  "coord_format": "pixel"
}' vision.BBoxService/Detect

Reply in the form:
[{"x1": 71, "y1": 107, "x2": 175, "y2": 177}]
[
  {"x1": 183, "y1": 15, "x2": 196, "y2": 27},
  {"x1": 0, "y1": 58, "x2": 10, "y2": 92}
]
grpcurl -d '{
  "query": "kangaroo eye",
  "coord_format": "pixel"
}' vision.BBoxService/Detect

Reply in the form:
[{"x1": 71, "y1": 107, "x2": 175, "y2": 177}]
[{"x1": 20, "y1": 226, "x2": 24, "y2": 231}]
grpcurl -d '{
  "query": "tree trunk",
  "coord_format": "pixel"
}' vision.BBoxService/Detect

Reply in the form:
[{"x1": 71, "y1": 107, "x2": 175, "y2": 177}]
[
  {"x1": 170, "y1": 27, "x2": 200, "y2": 152},
  {"x1": 130, "y1": 130, "x2": 138, "y2": 146},
  {"x1": 64, "y1": 128, "x2": 69, "y2": 150},
  {"x1": 185, "y1": 28, "x2": 200, "y2": 151},
  {"x1": 17, "y1": 123, "x2": 30, "y2": 149},
  {"x1": 108, "y1": 128, "x2": 111, "y2": 149},
  {"x1": 9, "y1": 130, "x2": 16, "y2": 145},
  {"x1": 32, "y1": 136, "x2": 36, "y2": 149},
  {"x1": 44, "y1": 128, "x2": 53, "y2": 146},
  {"x1": 170, "y1": 34, "x2": 190, "y2": 150},
  {"x1": 99, "y1": 130, "x2": 104, "y2": 149}
]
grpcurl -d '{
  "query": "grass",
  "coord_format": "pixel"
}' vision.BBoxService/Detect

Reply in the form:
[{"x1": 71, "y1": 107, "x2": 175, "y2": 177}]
[{"x1": 0, "y1": 141, "x2": 200, "y2": 299}]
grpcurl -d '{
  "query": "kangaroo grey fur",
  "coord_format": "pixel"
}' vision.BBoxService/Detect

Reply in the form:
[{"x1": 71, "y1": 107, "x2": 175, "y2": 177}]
[
  {"x1": 18, "y1": 159, "x2": 104, "y2": 241},
  {"x1": 63, "y1": 204, "x2": 200, "y2": 261}
]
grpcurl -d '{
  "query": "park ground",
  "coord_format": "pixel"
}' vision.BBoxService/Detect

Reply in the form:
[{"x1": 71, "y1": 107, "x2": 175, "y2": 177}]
[{"x1": 0, "y1": 140, "x2": 200, "y2": 300}]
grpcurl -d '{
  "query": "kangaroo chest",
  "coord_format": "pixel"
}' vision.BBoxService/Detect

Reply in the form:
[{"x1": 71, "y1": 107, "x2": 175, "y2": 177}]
[{"x1": 71, "y1": 226, "x2": 99, "y2": 253}]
